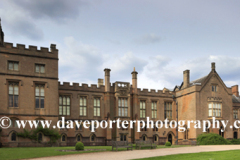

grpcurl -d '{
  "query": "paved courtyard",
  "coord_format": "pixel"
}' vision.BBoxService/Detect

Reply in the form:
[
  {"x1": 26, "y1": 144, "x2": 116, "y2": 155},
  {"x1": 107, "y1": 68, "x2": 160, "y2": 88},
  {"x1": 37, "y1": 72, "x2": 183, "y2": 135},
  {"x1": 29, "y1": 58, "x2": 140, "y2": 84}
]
[{"x1": 28, "y1": 145, "x2": 240, "y2": 160}]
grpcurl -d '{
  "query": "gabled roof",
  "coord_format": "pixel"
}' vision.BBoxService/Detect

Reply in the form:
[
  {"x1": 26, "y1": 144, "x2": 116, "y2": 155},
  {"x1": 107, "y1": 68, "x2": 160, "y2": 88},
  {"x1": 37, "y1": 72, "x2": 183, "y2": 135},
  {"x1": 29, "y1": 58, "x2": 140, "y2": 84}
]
[
  {"x1": 232, "y1": 95, "x2": 240, "y2": 103},
  {"x1": 190, "y1": 75, "x2": 208, "y2": 85}
]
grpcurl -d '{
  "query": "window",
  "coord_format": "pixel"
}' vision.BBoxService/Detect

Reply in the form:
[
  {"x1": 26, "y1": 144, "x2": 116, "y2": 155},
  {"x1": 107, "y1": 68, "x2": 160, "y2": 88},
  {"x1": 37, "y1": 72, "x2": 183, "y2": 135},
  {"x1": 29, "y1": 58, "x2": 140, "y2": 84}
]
[
  {"x1": 141, "y1": 123, "x2": 147, "y2": 132},
  {"x1": 61, "y1": 135, "x2": 66, "y2": 142},
  {"x1": 118, "y1": 98, "x2": 128, "y2": 117},
  {"x1": 35, "y1": 84, "x2": 45, "y2": 108},
  {"x1": 219, "y1": 126, "x2": 224, "y2": 137},
  {"x1": 212, "y1": 85, "x2": 217, "y2": 92},
  {"x1": 120, "y1": 134, "x2": 127, "y2": 141},
  {"x1": 77, "y1": 134, "x2": 81, "y2": 141},
  {"x1": 234, "y1": 109, "x2": 238, "y2": 119},
  {"x1": 75, "y1": 123, "x2": 83, "y2": 131},
  {"x1": 38, "y1": 133, "x2": 43, "y2": 141},
  {"x1": 35, "y1": 64, "x2": 45, "y2": 73},
  {"x1": 8, "y1": 61, "x2": 19, "y2": 71},
  {"x1": 142, "y1": 135, "x2": 147, "y2": 141},
  {"x1": 11, "y1": 132, "x2": 17, "y2": 141},
  {"x1": 94, "y1": 98, "x2": 100, "y2": 116},
  {"x1": 90, "y1": 134, "x2": 96, "y2": 142},
  {"x1": 9, "y1": 82, "x2": 19, "y2": 107},
  {"x1": 164, "y1": 102, "x2": 172, "y2": 119},
  {"x1": 10, "y1": 118, "x2": 18, "y2": 128},
  {"x1": 184, "y1": 126, "x2": 188, "y2": 139},
  {"x1": 79, "y1": 97, "x2": 87, "y2": 116},
  {"x1": 140, "y1": 101, "x2": 146, "y2": 118},
  {"x1": 59, "y1": 96, "x2": 70, "y2": 115},
  {"x1": 153, "y1": 135, "x2": 158, "y2": 142},
  {"x1": 153, "y1": 125, "x2": 158, "y2": 131},
  {"x1": 208, "y1": 102, "x2": 221, "y2": 117},
  {"x1": 151, "y1": 101, "x2": 157, "y2": 118}
]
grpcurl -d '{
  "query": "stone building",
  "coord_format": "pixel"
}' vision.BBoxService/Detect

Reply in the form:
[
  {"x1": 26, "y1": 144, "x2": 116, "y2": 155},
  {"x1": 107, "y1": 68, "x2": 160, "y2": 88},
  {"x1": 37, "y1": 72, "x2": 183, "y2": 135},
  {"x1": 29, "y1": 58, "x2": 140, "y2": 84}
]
[{"x1": 0, "y1": 20, "x2": 240, "y2": 147}]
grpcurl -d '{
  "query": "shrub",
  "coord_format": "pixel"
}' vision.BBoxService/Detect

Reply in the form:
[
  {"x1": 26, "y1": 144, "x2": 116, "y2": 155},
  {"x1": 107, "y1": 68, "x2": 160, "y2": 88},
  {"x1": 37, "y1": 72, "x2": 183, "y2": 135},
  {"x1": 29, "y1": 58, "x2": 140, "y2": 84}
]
[
  {"x1": 75, "y1": 142, "x2": 84, "y2": 150},
  {"x1": 197, "y1": 133, "x2": 229, "y2": 145},
  {"x1": 230, "y1": 139, "x2": 240, "y2": 144},
  {"x1": 165, "y1": 141, "x2": 172, "y2": 146}
]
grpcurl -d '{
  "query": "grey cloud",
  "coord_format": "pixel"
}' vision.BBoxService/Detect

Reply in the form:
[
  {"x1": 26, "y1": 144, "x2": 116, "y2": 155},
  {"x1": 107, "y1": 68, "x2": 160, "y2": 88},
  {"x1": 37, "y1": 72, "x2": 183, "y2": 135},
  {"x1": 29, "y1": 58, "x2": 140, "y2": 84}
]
[
  {"x1": 135, "y1": 34, "x2": 162, "y2": 45},
  {"x1": 12, "y1": 0, "x2": 89, "y2": 22}
]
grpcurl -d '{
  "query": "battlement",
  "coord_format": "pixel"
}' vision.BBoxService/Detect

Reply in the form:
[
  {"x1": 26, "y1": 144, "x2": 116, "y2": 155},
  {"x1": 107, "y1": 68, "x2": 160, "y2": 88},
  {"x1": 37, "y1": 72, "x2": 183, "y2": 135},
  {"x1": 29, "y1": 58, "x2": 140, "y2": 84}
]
[
  {"x1": 137, "y1": 88, "x2": 173, "y2": 96},
  {"x1": 0, "y1": 42, "x2": 58, "y2": 59},
  {"x1": 58, "y1": 81, "x2": 105, "y2": 92}
]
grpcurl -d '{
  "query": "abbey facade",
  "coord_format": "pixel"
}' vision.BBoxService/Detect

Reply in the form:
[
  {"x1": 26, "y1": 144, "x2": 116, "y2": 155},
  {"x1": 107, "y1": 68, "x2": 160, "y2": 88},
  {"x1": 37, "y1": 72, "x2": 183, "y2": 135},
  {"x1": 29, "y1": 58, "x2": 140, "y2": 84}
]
[{"x1": 0, "y1": 21, "x2": 240, "y2": 147}]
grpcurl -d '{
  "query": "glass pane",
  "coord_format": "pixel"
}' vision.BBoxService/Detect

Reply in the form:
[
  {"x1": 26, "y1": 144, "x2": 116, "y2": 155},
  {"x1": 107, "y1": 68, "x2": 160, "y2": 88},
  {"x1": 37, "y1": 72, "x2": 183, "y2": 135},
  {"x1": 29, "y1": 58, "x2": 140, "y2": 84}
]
[
  {"x1": 35, "y1": 86, "x2": 39, "y2": 96},
  {"x1": 14, "y1": 95, "x2": 18, "y2": 107},
  {"x1": 125, "y1": 108, "x2": 127, "y2": 116},
  {"x1": 36, "y1": 65, "x2": 39, "y2": 72},
  {"x1": 67, "y1": 97, "x2": 70, "y2": 105},
  {"x1": 151, "y1": 103, "x2": 153, "y2": 109},
  {"x1": 59, "y1": 97, "x2": 62, "y2": 105},
  {"x1": 143, "y1": 102, "x2": 145, "y2": 109},
  {"x1": 9, "y1": 95, "x2": 13, "y2": 107},
  {"x1": 97, "y1": 99, "x2": 100, "y2": 106},
  {"x1": 14, "y1": 85, "x2": 19, "y2": 95},
  {"x1": 140, "y1": 110, "x2": 142, "y2": 118},
  {"x1": 59, "y1": 106, "x2": 62, "y2": 115},
  {"x1": 9, "y1": 62, "x2": 13, "y2": 70},
  {"x1": 63, "y1": 97, "x2": 66, "y2": 105},
  {"x1": 94, "y1": 99, "x2": 96, "y2": 106},
  {"x1": 80, "y1": 107, "x2": 82, "y2": 115},
  {"x1": 83, "y1": 107, "x2": 86, "y2": 116},
  {"x1": 40, "y1": 86, "x2": 44, "y2": 96},
  {"x1": 9, "y1": 85, "x2": 13, "y2": 94},
  {"x1": 80, "y1": 97, "x2": 82, "y2": 106},
  {"x1": 40, "y1": 97, "x2": 44, "y2": 108},
  {"x1": 97, "y1": 108, "x2": 100, "y2": 116},
  {"x1": 208, "y1": 103, "x2": 212, "y2": 109},
  {"x1": 125, "y1": 99, "x2": 127, "y2": 107},
  {"x1": 63, "y1": 106, "x2": 66, "y2": 115},
  {"x1": 14, "y1": 63, "x2": 18, "y2": 71},
  {"x1": 170, "y1": 103, "x2": 172, "y2": 110},
  {"x1": 118, "y1": 108, "x2": 121, "y2": 116},
  {"x1": 118, "y1": 99, "x2": 121, "y2": 106},
  {"x1": 122, "y1": 99, "x2": 124, "y2": 107},
  {"x1": 40, "y1": 65, "x2": 45, "y2": 73},
  {"x1": 94, "y1": 108, "x2": 96, "y2": 116},
  {"x1": 67, "y1": 106, "x2": 70, "y2": 115},
  {"x1": 140, "y1": 102, "x2": 142, "y2": 109},
  {"x1": 35, "y1": 97, "x2": 39, "y2": 108},
  {"x1": 83, "y1": 97, "x2": 86, "y2": 106}
]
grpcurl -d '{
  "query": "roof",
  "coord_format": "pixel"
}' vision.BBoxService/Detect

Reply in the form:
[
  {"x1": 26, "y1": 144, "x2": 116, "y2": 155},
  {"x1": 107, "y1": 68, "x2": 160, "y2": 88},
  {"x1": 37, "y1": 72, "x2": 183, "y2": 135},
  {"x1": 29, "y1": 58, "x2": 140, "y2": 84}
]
[
  {"x1": 232, "y1": 95, "x2": 240, "y2": 103},
  {"x1": 190, "y1": 75, "x2": 208, "y2": 84}
]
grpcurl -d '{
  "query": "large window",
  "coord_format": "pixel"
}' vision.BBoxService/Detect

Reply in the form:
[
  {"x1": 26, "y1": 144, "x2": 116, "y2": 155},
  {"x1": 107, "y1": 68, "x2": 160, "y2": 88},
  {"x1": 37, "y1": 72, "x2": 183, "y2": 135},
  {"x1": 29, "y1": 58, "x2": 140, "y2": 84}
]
[
  {"x1": 94, "y1": 98, "x2": 101, "y2": 116},
  {"x1": 140, "y1": 101, "x2": 146, "y2": 118},
  {"x1": 8, "y1": 61, "x2": 19, "y2": 71},
  {"x1": 151, "y1": 101, "x2": 157, "y2": 118},
  {"x1": 118, "y1": 98, "x2": 128, "y2": 117},
  {"x1": 59, "y1": 96, "x2": 70, "y2": 115},
  {"x1": 35, "y1": 84, "x2": 45, "y2": 108},
  {"x1": 35, "y1": 64, "x2": 45, "y2": 73},
  {"x1": 79, "y1": 97, "x2": 87, "y2": 116},
  {"x1": 120, "y1": 134, "x2": 127, "y2": 141},
  {"x1": 164, "y1": 102, "x2": 172, "y2": 119},
  {"x1": 212, "y1": 85, "x2": 217, "y2": 92},
  {"x1": 234, "y1": 109, "x2": 238, "y2": 119},
  {"x1": 208, "y1": 102, "x2": 221, "y2": 117},
  {"x1": 9, "y1": 82, "x2": 19, "y2": 107}
]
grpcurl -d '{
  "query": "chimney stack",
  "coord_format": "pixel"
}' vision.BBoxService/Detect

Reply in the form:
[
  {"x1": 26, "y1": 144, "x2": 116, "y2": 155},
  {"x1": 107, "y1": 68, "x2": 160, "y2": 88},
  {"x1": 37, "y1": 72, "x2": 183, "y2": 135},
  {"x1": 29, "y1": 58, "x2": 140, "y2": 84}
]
[
  {"x1": 211, "y1": 62, "x2": 215, "y2": 71},
  {"x1": 98, "y1": 78, "x2": 103, "y2": 87},
  {"x1": 232, "y1": 85, "x2": 239, "y2": 97},
  {"x1": 131, "y1": 67, "x2": 138, "y2": 93},
  {"x1": 104, "y1": 68, "x2": 111, "y2": 92},
  {"x1": 183, "y1": 70, "x2": 190, "y2": 89}
]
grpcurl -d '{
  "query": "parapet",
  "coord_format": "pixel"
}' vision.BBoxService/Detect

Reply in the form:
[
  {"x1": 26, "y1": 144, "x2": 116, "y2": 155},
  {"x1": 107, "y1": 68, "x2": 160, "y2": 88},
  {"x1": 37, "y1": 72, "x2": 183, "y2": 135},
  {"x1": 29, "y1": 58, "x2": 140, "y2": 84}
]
[
  {"x1": 0, "y1": 42, "x2": 58, "y2": 59},
  {"x1": 137, "y1": 88, "x2": 173, "y2": 97},
  {"x1": 58, "y1": 82, "x2": 105, "y2": 92}
]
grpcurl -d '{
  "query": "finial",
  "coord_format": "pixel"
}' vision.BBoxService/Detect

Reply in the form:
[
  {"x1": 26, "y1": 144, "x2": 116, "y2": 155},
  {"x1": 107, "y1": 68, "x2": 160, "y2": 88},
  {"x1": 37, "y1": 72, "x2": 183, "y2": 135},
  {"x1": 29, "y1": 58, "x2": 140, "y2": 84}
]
[{"x1": 134, "y1": 67, "x2": 135, "y2": 71}]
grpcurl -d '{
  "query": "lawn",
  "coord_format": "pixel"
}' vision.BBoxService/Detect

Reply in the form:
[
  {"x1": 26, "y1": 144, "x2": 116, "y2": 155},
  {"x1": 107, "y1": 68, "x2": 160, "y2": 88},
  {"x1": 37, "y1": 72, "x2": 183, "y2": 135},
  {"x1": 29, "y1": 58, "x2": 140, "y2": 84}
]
[
  {"x1": 133, "y1": 150, "x2": 240, "y2": 160},
  {"x1": 0, "y1": 145, "x2": 189, "y2": 160}
]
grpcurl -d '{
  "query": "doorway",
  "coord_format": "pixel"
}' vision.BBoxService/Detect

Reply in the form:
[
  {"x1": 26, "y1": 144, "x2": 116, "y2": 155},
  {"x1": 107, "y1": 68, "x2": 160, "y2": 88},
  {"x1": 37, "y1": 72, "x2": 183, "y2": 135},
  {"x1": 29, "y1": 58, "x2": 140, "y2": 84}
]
[{"x1": 168, "y1": 134, "x2": 172, "y2": 144}]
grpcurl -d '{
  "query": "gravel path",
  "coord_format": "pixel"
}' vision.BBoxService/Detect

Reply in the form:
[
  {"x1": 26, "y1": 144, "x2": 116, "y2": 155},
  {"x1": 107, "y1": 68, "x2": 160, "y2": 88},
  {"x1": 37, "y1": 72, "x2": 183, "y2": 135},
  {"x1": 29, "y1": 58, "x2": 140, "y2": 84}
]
[{"x1": 27, "y1": 145, "x2": 240, "y2": 160}]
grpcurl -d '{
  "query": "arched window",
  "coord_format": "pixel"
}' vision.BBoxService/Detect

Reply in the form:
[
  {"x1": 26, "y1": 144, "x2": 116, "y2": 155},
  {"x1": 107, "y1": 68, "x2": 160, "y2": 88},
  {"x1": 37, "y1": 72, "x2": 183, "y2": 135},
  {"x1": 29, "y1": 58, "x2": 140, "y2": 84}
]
[
  {"x1": 38, "y1": 133, "x2": 43, "y2": 141},
  {"x1": 77, "y1": 134, "x2": 81, "y2": 141},
  {"x1": 219, "y1": 126, "x2": 224, "y2": 137},
  {"x1": 11, "y1": 132, "x2": 17, "y2": 141},
  {"x1": 143, "y1": 135, "x2": 147, "y2": 141},
  {"x1": 90, "y1": 134, "x2": 96, "y2": 142},
  {"x1": 62, "y1": 135, "x2": 66, "y2": 142},
  {"x1": 154, "y1": 135, "x2": 158, "y2": 142}
]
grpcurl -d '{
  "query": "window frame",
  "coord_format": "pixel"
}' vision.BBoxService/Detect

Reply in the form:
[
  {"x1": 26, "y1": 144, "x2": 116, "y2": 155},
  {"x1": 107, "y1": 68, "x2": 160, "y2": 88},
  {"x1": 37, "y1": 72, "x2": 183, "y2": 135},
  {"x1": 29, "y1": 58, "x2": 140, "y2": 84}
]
[
  {"x1": 233, "y1": 109, "x2": 238, "y2": 119},
  {"x1": 35, "y1": 84, "x2": 45, "y2": 109},
  {"x1": 140, "y1": 100, "x2": 146, "y2": 118},
  {"x1": 118, "y1": 97, "x2": 128, "y2": 117},
  {"x1": 8, "y1": 61, "x2": 19, "y2": 71},
  {"x1": 79, "y1": 96, "x2": 87, "y2": 116},
  {"x1": 35, "y1": 63, "x2": 45, "y2": 74},
  {"x1": 8, "y1": 82, "x2": 19, "y2": 108},
  {"x1": 93, "y1": 97, "x2": 101, "y2": 117},
  {"x1": 164, "y1": 102, "x2": 172, "y2": 119},
  {"x1": 59, "y1": 95, "x2": 71, "y2": 116},
  {"x1": 208, "y1": 102, "x2": 222, "y2": 118},
  {"x1": 151, "y1": 101, "x2": 157, "y2": 119}
]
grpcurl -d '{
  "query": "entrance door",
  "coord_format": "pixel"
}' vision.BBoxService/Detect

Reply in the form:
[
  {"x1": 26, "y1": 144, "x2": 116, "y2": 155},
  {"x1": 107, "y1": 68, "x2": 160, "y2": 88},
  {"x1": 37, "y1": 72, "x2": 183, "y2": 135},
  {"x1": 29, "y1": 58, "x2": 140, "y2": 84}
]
[
  {"x1": 168, "y1": 134, "x2": 172, "y2": 144},
  {"x1": 234, "y1": 132, "x2": 238, "y2": 139}
]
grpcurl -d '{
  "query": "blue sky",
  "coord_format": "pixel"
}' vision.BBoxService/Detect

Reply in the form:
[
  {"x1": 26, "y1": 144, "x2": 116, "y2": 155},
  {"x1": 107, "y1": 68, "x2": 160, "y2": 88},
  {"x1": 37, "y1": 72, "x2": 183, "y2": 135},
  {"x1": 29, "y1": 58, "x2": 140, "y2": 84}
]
[{"x1": 1, "y1": 0, "x2": 240, "y2": 90}]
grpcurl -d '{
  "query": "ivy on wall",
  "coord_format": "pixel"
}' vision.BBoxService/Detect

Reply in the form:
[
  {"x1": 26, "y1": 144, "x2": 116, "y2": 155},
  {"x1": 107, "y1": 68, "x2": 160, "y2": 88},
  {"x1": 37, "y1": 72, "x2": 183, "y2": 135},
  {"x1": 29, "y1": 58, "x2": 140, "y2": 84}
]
[{"x1": 17, "y1": 127, "x2": 61, "y2": 143}]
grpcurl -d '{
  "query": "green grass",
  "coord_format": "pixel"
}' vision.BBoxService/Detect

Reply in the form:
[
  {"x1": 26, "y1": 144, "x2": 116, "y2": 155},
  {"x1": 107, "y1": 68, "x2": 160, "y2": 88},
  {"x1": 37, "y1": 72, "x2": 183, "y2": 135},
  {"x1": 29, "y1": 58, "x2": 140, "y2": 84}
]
[
  {"x1": 0, "y1": 145, "x2": 189, "y2": 160},
  {"x1": 133, "y1": 150, "x2": 240, "y2": 160}
]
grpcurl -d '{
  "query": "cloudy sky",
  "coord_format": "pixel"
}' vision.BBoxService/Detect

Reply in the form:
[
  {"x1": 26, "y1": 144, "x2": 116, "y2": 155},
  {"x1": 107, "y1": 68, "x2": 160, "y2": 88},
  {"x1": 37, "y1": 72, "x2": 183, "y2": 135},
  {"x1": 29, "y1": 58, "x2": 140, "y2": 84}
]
[{"x1": 1, "y1": 0, "x2": 240, "y2": 90}]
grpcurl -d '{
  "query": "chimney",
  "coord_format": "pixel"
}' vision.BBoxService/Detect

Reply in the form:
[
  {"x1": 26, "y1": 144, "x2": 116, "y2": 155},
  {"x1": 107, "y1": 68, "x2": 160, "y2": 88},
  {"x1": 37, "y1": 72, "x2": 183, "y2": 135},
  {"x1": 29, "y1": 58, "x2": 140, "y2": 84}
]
[
  {"x1": 98, "y1": 78, "x2": 103, "y2": 87},
  {"x1": 183, "y1": 70, "x2": 190, "y2": 89},
  {"x1": 131, "y1": 67, "x2": 138, "y2": 93},
  {"x1": 104, "y1": 68, "x2": 111, "y2": 92},
  {"x1": 211, "y1": 62, "x2": 215, "y2": 71},
  {"x1": 232, "y1": 85, "x2": 239, "y2": 97}
]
